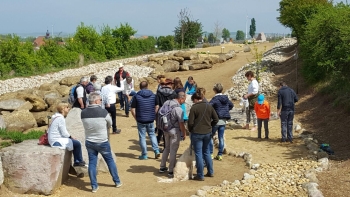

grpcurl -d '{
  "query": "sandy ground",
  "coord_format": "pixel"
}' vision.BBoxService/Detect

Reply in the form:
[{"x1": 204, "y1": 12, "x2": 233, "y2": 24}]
[{"x1": 0, "y1": 42, "x2": 315, "y2": 197}]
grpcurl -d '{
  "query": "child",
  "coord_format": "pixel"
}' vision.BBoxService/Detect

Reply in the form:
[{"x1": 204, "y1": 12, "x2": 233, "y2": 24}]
[
  {"x1": 184, "y1": 76, "x2": 197, "y2": 95},
  {"x1": 254, "y1": 94, "x2": 270, "y2": 139}
]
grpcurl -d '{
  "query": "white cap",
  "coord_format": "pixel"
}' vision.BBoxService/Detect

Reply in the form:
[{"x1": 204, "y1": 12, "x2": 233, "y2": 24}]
[{"x1": 118, "y1": 63, "x2": 124, "y2": 68}]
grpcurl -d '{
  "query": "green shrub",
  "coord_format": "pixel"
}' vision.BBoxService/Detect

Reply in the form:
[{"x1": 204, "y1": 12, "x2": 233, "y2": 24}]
[
  {"x1": 202, "y1": 43, "x2": 211, "y2": 48},
  {"x1": 0, "y1": 129, "x2": 44, "y2": 144}
]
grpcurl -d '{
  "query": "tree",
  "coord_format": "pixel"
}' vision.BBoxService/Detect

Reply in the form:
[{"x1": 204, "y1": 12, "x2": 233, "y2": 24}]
[
  {"x1": 222, "y1": 28, "x2": 230, "y2": 41},
  {"x1": 174, "y1": 8, "x2": 203, "y2": 48},
  {"x1": 236, "y1": 30, "x2": 245, "y2": 40},
  {"x1": 249, "y1": 18, "x2": 256, "y2": 38},
  {"x1": 277, "y1": 0, "x2": 332, "y2": 39},
  {"x1": 208, "y1": 33, "x2": 215, "y2": 43},
  {"x1": 157, "y1": 35, "x2": 175, "y2": 51},
  {"x1": 213, "y1": 21, "x2": 222, "y2": 43}
]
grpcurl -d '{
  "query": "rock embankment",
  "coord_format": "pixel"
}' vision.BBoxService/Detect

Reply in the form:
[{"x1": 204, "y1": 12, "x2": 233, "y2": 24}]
[{"x1": 225, "y1": 38, "x2": 297, "y2": 100}]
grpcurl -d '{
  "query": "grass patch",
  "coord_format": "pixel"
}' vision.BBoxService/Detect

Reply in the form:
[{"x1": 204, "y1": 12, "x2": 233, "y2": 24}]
[{"x1": 0, "y1": 129, "x2": 44, "y2": 149}]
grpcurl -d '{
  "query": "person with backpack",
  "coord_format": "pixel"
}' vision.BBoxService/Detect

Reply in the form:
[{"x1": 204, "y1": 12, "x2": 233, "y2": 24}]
[
  {"x1": 131, "y1": 81, "x2": 160, "y2": 160},
  {"x1": 159, "y1": 91, "x2": 187, "y2": 177},
  {"x1": 209, "y1": 83, "x2": 233, "y2": 161},
  {"x1": 156, "y1": 78, "x2": 177, "y2": 151},
  {"x1": 72, "y1": 77, "x2": 89, "y2": 110},
  {"x1": 188, "y1": 90, "x2": 219, "y2": 181},
  {"x1": 101, "y1": 76, "x2": 124, "y2": 134},
  {"x1": 113, "y1": 63, "x2": 130, "y2": 110}
]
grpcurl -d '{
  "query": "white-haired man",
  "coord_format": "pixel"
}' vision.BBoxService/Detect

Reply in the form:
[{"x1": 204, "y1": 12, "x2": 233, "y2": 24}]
[{"x1": 73, "y1": 76, "x2": 89, "y2": 109}]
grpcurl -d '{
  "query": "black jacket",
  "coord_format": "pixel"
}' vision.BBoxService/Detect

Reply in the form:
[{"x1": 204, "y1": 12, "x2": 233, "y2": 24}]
[{"x1": 277, "y1": 86, "x2": 298, "y2": 111}]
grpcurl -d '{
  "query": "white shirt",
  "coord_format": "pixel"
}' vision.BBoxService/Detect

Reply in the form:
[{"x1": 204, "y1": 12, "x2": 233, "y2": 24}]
[
  {"x1": 76, "y1": 86, "x2": 84, "y2": 98},
  {"x1": 248, "y1": 79, "x2": 259, "y2": 95},
  {"x1": 101, "y1": 83, "x2": 124, "y2": 104},
  {"x1": 122, "y1": 79, "x2": 135, "y2": 95}
]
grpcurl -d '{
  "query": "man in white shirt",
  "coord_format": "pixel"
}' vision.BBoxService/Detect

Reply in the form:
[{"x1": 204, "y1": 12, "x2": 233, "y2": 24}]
[
  {"x1": 243, "y1": 71, "x2": 259, "y2": 131},
  {"x1": 101, "y1": 76, "x2": 124, "y2": 134},
  {"x1": 73, "y1": 77, "x2": 89, "y2": 109},
  {"x1": 122, "y1": 76, "x2": 136, "y2": 117}
]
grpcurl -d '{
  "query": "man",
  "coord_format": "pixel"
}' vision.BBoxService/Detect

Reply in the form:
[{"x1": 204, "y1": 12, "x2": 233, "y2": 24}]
[
  {"x1": 277, "y1": 81, "x2": 299, "y2": 143},
  {"x1": 101, "y1": 76, "x2": 124, "y2": 134},
  {"x1": 122, "y1": 76, "x2": 136, "y2": 117},
  {"x1": 114, "y1": 63, "x2": 129, "y2": 110},
  {"x1": 131, "y1": 81, "x2": 160, "y2": 160},
  {"x1": 73, "y1": 76, "x2": 89, "y2": 109},
  {"x1": 81, "y1": 93, "x2": 122, "y2": 193},
  {"x1": 86, "y1": 75, "x2": 98, "y2": 94},
  {"x1": 159, "y1": 91, "x2": 187, "y2": 177},
  {"x1": 156, "y1": 78, "x2": 177, "y2": 149}
]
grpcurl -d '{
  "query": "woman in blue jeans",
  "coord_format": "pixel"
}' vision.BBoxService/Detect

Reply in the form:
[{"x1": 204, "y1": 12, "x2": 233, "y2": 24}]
[
  {"x1": 188, "y1": 89, "x2": 219, "y2": 181},
  {"x1": 48, "y1": 103, "x2": 85, "y2": 166},
  {"x1": 209, "y1": 83, "x2": 233, "y2": 161}
]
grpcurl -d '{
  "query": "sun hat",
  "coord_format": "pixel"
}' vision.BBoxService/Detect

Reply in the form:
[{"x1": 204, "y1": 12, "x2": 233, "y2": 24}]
[
  {"x1": 118, "y1": 63, "x2": 124, "y2": 68},
  {"x1": 257, "y1": 94, "x2": 265, "y2": 105}
]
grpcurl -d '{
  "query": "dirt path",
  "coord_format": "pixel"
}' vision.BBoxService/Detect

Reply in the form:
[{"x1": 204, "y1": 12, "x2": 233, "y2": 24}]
[{"x1": 1, "y1": 42, "x2": 313, "y2": 197}]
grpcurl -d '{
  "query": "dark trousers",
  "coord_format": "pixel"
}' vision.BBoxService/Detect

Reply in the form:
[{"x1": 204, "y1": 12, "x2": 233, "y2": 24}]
[
  {"x1": 257, "y1": 118, "x2": 269, "y2": 138},
  {"x1": 118, "y1": 92, "x2": 124, "y2": 108},
  {"x1": 280, "y1": 110, "x2": 294, "y2": 142},
  {"x1": 106, "y1": 104, "x2": 117, "y2": 133},
  {"x1": 157, "y1": 129, "x2": 165, "y2": 148},
  {"x1": 52, "y1": 139, "x2": 83, "y2": 165}
]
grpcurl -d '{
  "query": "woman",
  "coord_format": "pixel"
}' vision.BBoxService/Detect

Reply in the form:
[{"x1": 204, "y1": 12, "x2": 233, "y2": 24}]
[
  {"x1": 184, "y1": 76, "x2": 197, "y2": 95},
  {"x1": 188, "y1": 90, "x2": 219, "y2": 181},
  {"x1": 243, "y1": 71, "x2": 259, "y2": 131},
  {"x1": 48, "y1": 103, "x2": 85, "y2": 166},
  {"x1": 173, "y1": 77, "x2": 188, "y2": 122},
  {"x1": 156, "y1": 75, "x2": 166, "y2": 90},
  {"x1": 209, "y1": 83, "x2": 233, "y2": 161}
]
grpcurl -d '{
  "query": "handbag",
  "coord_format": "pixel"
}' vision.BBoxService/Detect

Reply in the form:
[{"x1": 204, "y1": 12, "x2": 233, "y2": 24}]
[{"x1": 38, "y1": 117, "x2": 58, "y2": 145}]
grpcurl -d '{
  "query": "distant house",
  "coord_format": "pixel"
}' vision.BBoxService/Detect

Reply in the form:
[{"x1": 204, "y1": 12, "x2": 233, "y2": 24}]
[
  {"x1": 33, "y1": 36, "x2": 46, "y2": 48},
  {"x1": 256, "y1": 32, "x2": 267, "y2": 42}
]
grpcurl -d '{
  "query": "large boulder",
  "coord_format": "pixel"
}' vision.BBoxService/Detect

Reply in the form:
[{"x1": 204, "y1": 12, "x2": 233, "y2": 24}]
[
  {"x1": 24, "y1": 125, "x2": 48, "y2": 134},
  {"x1": 162, "y1": 60, "x2": 180, "y2": 72},
  {"x1": 189, "y1": 64, "x2": 213, "y2": 70},
  {"x1": 16, "y1": 101, "x2": 34, "y2": 111},
  {"x1": 0, "y1": 99, "x2": 26, "y2": 111},
  {"x1": 31, "y1": 89, "x2": 47, "y2": 99},
  {"x1": 148, "y1": 55, "x2": 169, "y2": 65},
  {"x1": 44, "y1": 91, "x2": 61, "y2": 100},
  {"x1": 179, "y1": 64, "x2": 189, "y2": 71},
  {"x1": 17, "y1": 93, "x2": 47, "y2": 112},
  {"x1": 2, "y1": 110, "x2": 37, "y2": 132},
  {"x1": 39, "y1": 82, "x2": 60, "y2": 91},
  {"x1": 205, "y1": 56, "x2": 219, "y2": 64},
  {"x1": 0, "y1": 92, "x2": 18, "y2": 101},
  {"x1": 168, "y1": 56, "x2": 184, "y2": 64},
  {"x1": 59, "y1": 76, "x2": 81, "y2": 86},
  {"x1": 0, "y1": 116, "x2": 6, "y2": 129},
  {"x1": 65, "y1": 108, "x2": 116, "y2": 173},
  {"x1": 244, "y1": 45, "x2": 251, "y2": 52},
  {"x1": 56, "y1": 85, "x2": 70, "y2": 97},
  {"x1": 174, "y1": 52, "x2": 197, "y2": 60},
  {"x1": 218, "y1": 54, "x2": 227, "y2": 63},
  {"x1": 0, "y1": 140, "x2": 72, "y2": 195},
  {"x1": 32, "y1": 111, "x2": 55, "y2": 126}
]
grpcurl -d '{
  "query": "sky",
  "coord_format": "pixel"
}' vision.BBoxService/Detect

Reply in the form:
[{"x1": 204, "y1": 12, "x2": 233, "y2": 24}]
[{"x1": 0, "y1": 0, "x2": 345, "y2": 37}]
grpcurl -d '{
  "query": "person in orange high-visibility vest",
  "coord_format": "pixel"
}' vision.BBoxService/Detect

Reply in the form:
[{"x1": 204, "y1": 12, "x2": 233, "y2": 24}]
[{"x1": 254, "y1": 94, "x2": 270, "y2": 139}]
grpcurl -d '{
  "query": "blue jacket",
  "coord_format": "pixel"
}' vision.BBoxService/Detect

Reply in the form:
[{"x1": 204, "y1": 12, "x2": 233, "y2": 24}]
[
  {"x1": 209, "y1": 94, "x2": 233, "y2": 119},
  {"x1": 134, "y1": 89, "x2": 156, "y2": 124},
  {"x1": 277, "y1": 86, "x2": 298, "y2": 111},
  {"x1": 184, "y1": 81, "x2": 196, "y2": 95}
]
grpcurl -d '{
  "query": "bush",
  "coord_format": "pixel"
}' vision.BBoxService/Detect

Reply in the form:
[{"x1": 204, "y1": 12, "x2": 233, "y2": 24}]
[{"x1": 202, "y1": 43, "x2": 211, "y2": 48}]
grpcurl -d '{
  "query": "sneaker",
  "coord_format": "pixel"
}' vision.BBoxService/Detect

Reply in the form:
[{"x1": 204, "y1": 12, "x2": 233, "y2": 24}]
[
  {"x1": 193, "y1": 176, "x2": 204, "y2": 181},
  {"x1": 154, "y1": 150, "x2": 161, "y2": 159},
  {"x1": 205, "y1": 173, "x2": 214, "y2": 177},
  {"x1": 138, "y1": 155, "x2": 148, "y2": 160},
  {"x1": 159, "y1": 167, "x2": 168, "y2": 173},
  {"x1": 73, "y1": 161, "x2": 86, "y2": 167},
  {"x1": 168, "y1": 172, "x2": 174, "y2": 177},
  {"x1": 116, "y1": 183, "x2": 123, "y2": 188},
  {"x1": 211, "y1": 154, "x2": 214, "y2": 159},
  {"x1": 120, "y1": 107, "x2": 124, "y2": 110},
  {"x1": 215, "y1": 155, "x2": 223, "y2": 161},
  {"x1": 92, "y1": 186, "x2": 99, "y2": 193},
  {"x1": 112, "y1": 129, "x2": 121, "y2": 134}
]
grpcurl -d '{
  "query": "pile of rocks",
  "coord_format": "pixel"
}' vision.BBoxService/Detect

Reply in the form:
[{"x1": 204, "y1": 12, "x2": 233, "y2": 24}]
[
  {"x1": 224, "y1": 38, "x2": 297, "y2": 100},
  {"x1": 193, "y1": 159, "x2": 326, "y2": 197}
]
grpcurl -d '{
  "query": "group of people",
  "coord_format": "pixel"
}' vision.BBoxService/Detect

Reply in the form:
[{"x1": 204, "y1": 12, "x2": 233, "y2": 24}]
[{"x1": 46, "y1": 64, "x2": 299, "y2": 192}]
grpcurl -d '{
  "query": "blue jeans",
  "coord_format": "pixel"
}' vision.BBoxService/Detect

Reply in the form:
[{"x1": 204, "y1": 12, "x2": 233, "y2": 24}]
[
  {"x1": 52, "y1": 139, "x2": 83, "y2": 165},
  {"x1": 85, "y1": 140, "x2": 121, "y2": 190},
  {"x1": 137, "y1": 122, "x2": 159, "y2": 156},
  {"x1": 209, "y1": 125, "x2": 225, "y2": 156},
  {"x1": 191, "y1": 132, "x2": 213, "y2": 178},
  {"x1": 123, "y1": 91, "x2": 136, "y2": 115},
  {"x1": 118, "y1": 92, "x2": 124, "y2": 108},
  {"x1": 280, "y1": 110, "x2": 294, "y2": 142}
]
